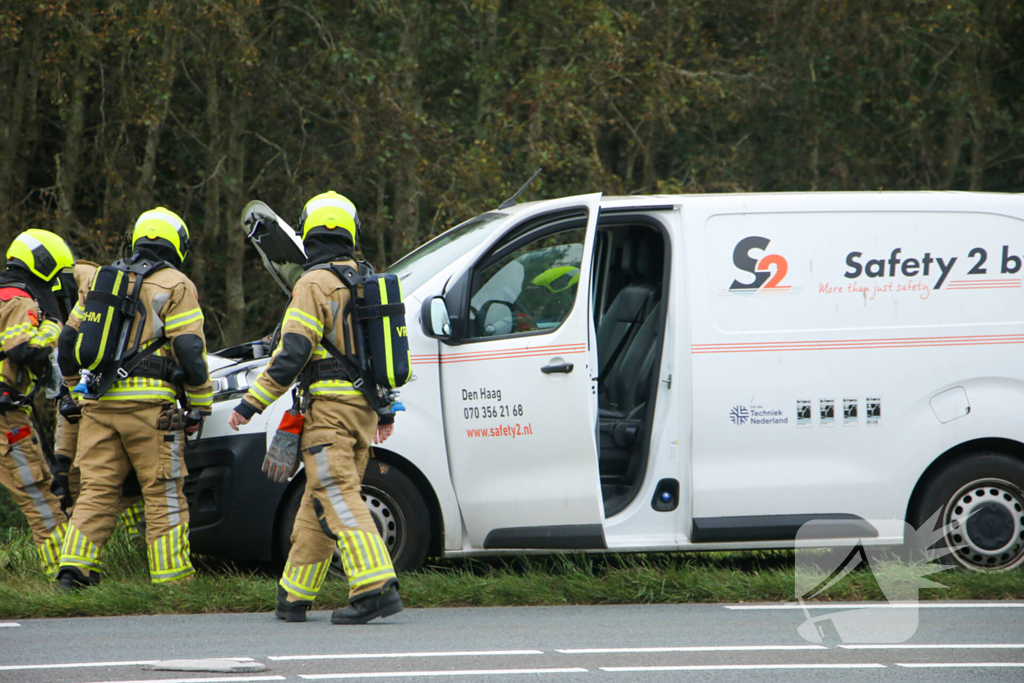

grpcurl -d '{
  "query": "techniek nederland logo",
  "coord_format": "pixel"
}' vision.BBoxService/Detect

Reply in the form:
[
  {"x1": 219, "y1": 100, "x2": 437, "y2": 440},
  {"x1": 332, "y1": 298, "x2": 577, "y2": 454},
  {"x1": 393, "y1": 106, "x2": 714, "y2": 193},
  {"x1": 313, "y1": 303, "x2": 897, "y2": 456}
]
[
  {"x1": 794, "y1": 510, "x2": 959, "y2": 644},
  {"x1": 729, "y1": 405, "x2": 750, "y2": 425}
]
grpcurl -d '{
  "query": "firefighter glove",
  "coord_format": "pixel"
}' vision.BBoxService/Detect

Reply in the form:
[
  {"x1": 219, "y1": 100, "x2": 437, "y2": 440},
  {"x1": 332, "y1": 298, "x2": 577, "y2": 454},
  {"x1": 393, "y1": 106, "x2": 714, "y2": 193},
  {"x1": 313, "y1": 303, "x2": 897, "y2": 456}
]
[{"x1": 263, "y1": 409, "x2": 303, "y2": 483}]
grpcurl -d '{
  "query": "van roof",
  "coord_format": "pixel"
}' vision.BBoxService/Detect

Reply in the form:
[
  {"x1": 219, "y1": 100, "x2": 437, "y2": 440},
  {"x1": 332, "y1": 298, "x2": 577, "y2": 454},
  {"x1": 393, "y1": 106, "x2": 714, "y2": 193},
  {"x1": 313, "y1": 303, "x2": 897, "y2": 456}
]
[{"x1": 500, "y1": 190, "x2": 1022, "y2": 216}]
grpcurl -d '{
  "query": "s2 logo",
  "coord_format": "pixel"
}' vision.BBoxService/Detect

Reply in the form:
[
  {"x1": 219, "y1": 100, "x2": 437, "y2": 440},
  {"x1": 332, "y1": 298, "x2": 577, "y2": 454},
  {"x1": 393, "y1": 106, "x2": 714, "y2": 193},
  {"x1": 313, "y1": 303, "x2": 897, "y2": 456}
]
[{"x1": 730, "y1": 236, "x2": 789, "y2": 291}]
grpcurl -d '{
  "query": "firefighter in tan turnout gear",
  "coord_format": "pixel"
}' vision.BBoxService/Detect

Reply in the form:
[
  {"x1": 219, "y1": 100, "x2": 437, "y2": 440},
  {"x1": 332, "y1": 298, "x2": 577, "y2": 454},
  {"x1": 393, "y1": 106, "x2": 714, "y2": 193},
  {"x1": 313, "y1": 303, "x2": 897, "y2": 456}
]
[
  {"x1": 55, "y1": 207, "x2": 213, "y2": 588},
  {"x1": 52, "y1": 258, "x2": 146, "y2": 536},
  {"x1": 228, "y1": 192, "x2": 401, "y2": 625},
  {"x1": 0, "y1": 230, "x2": 74, "y2": 577}
]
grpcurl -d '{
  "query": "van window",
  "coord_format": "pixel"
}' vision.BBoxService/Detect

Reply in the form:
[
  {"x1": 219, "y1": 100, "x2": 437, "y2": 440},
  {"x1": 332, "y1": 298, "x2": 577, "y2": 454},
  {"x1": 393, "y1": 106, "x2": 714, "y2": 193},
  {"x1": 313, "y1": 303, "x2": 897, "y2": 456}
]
[{"x1": 467, "y1": 228, "x2": 586, "y2": 339}]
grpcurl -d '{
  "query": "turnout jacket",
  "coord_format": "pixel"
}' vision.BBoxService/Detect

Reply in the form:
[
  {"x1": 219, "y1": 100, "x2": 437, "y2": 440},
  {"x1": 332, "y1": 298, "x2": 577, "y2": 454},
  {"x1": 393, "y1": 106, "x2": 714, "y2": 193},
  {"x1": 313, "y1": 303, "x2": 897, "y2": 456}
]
[
  {"x1": 236, "y1": 259, "x2": 366, "y2": 418},
  {"x1": 0, "y1": 288, "x2": 61, "y2": 405},
  {"x1": 60, "y1": 266, "x2": 213, "y2": 412}
]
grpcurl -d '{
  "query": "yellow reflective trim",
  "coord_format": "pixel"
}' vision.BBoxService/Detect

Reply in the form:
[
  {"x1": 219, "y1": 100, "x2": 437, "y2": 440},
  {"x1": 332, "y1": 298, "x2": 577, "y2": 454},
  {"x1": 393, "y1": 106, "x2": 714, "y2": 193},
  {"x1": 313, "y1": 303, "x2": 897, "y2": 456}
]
[
  {"x1": 378, "y1": 278, "x2": 396, "y2": 387},
  {"x1": 98, "y1": 387, "x2": 177, "y2": 401},
  {"x1": 187, "y1": 389, "x2": 213, "y2": 407},
  {"x1": 164, "y1": 308, "x2": 203, "y2": 330},
  {"x1": 84, "y1": 269, "x2": 123, "y2": 370},
  {"x1": 249, "y1": 383, "x2": 275, "y2": 406},
  {"x1": 284, "y1": 308, "x2": 323, "y2": 335},
  {"x1": 310, "y1": 379, "x2": 360, "y2": 396}
]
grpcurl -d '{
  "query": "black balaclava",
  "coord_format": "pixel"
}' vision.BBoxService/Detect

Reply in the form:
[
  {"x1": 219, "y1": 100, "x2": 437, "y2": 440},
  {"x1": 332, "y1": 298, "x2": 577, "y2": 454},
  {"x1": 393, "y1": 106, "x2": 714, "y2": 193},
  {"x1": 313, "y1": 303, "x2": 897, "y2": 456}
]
[
  {"x1": 303, "y1": 232, "x2": 356, "y2": 270},
  {"x1": 131, "y1": 241, "x2": 182, "y2": 270},
  {"x1": 0, "y1": 263, "x2": 64, "y2": 320}
]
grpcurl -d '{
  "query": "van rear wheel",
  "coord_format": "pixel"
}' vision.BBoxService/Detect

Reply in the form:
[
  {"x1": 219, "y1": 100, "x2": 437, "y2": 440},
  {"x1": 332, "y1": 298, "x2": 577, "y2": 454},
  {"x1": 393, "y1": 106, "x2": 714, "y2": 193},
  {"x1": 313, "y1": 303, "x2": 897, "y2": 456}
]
[{"x1": 910, "y1": 453, "x2": 1024, "y2": 571}]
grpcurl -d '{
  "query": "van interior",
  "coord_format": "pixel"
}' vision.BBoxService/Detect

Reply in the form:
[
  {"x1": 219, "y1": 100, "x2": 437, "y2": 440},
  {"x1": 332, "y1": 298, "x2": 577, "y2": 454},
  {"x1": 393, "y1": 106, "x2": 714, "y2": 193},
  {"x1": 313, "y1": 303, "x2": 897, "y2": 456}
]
[{"x1": 592, "y1": 214, "x2": 668, "y2": 517}]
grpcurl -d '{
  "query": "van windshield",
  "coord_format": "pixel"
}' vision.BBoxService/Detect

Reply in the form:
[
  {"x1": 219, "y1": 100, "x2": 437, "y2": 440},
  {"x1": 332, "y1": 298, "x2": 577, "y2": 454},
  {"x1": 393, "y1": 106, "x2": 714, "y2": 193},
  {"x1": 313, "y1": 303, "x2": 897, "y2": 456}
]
[{"x1": 387, "y1": 213, "x2": 506, "y2": 293}]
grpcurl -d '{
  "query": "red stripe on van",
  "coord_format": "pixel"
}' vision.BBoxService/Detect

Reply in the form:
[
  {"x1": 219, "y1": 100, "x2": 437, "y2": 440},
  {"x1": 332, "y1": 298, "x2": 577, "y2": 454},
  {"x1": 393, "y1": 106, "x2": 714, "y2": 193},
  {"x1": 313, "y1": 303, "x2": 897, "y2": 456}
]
[
  {"x1": 692, "y1": 333, "x2": 1024, "y2": 354},
  {"x1": 439, "y1": 343, "x2": 587, "y2": 364}
]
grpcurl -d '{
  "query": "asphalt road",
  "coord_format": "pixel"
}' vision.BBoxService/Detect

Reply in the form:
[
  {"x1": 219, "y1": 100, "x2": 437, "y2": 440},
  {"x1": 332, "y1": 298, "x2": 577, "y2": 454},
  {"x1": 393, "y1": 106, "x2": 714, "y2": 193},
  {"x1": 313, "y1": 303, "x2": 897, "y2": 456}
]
[{"x1": 2, "y1": 602, "x2": 1023, "y2": 683}]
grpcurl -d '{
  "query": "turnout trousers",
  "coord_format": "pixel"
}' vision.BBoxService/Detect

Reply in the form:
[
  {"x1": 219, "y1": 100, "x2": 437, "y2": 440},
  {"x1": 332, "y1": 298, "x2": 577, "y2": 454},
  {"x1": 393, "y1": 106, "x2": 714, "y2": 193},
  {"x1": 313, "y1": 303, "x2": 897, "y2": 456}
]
[
  {"x1": 280, "y1": 396, "x2": 397, "y2": 605},
  {"x1": 58, "y1": 401, "x2": 193, "y2": 584},
  {"x1": 58, "y1": 413, "x2": 146, "y2": 537},
  {"x1": 0, "y1": 410, "x2": 66, "y2": 576}
]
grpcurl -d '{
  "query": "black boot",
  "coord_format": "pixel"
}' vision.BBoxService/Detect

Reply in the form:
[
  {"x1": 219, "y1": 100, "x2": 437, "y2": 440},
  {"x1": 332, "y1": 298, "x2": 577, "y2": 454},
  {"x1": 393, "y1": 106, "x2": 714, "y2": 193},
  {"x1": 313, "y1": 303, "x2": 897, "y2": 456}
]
[
  {"x1": 56, "y1": 567, "x2": 99, "y2": 591},
  {"x1": 276, "y1": 585, "x2": 312, "y2": 623},
  {"x1": 331, "y1": 583, "x2": 403, "y2": 625}
]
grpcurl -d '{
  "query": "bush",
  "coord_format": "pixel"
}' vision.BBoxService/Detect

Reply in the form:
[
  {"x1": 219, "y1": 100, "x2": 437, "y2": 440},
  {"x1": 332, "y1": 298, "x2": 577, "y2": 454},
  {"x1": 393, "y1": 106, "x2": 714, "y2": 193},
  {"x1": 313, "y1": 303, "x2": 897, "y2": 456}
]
[{"x1": 0, "y1": 485, "x2": 29, "y2": 532}]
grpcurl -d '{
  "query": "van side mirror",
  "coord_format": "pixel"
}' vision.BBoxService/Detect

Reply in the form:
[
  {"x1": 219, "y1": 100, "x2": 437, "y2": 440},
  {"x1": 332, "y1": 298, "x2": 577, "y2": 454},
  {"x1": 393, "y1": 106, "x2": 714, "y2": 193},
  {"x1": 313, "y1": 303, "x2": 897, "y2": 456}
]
[{"x1": 421, "y1": 296, "x2": 452, "y2": 340}]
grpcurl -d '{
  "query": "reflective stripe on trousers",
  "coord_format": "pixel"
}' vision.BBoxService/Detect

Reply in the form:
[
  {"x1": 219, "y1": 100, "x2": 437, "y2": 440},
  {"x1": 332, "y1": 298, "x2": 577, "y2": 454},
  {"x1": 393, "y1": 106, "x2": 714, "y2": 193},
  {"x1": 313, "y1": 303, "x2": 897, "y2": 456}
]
[
  {"x1": 59, "y1": 523, "x2": 103, "y2": 572},
  {"x1": 38, "y1": 522, "x2": 67, "y2": 577},
  {"x1": 9, "y1": 441, "x2": 57, "y2": 533},
  {"x1": 280, "y1": 558, "x2": 331, "y2": 601},
  {"x1": 118, "y1": 499, "x2": 146, "y2": 539},
  {"x1": 147, "y1": 523, "x2": 194, "y2": 583},
  {"x1": 337, "y1": 529, "x2": 397, "y2": 591},
  {"x1": 315, "y1": 448, "x2": 359, "y2": 528}
]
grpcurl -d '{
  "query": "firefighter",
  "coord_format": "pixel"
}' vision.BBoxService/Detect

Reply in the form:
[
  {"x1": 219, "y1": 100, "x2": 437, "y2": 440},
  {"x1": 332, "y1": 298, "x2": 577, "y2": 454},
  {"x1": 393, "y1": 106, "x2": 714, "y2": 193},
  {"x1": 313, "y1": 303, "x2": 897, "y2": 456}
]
[
  {"x1": 55, "y1": 207, "x2": 213, "y2": 588},
  {"x1": 53, "y1": 257, "x2": 146, "y2": 537},
  {"x1": 228, "y1": 191, "x2": 401, "y2": 625},
  {"x1": 0, "y1": 229, "x2": 74, "y2": 577}
]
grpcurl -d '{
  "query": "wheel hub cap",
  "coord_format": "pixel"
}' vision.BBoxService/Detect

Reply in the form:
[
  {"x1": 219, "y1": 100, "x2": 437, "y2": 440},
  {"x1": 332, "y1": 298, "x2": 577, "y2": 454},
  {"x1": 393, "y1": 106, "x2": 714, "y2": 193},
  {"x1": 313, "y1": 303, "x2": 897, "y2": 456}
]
[{"x1": 946, "y1": 479, "x2": 1024, "y2": 569}]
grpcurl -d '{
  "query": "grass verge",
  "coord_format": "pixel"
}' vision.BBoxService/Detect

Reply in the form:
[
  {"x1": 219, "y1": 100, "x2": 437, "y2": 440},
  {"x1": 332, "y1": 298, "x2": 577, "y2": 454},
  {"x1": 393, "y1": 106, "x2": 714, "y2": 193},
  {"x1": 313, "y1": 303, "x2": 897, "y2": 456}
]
[{"x1": 2, "y1": 528, "x2": 1022, "y2": 619}]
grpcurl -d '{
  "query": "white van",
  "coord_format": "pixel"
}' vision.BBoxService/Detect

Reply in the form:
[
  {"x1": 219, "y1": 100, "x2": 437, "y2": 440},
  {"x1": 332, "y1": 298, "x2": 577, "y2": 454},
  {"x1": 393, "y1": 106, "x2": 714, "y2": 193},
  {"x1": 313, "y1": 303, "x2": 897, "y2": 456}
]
[{"x1": 190, "y1": 191, "x2": 1024, "y2": 573}]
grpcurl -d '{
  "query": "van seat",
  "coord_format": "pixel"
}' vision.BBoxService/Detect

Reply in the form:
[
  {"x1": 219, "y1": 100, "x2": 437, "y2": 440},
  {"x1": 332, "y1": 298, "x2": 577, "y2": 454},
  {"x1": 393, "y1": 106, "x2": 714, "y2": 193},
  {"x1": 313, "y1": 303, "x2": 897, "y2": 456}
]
[{"x1": 598, "y1": 300, "x2": 663, "y2": 479}]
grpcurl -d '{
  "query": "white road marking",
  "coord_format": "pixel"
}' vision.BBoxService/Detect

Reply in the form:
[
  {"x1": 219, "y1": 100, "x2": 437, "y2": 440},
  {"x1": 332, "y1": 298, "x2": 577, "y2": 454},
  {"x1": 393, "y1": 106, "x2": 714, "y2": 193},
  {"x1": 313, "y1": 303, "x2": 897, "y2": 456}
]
[
  {"x1": 558, "y1": 645, "x2": 827, "y2": 654},
  {"x1": 725, "y1": 602, "x2": 1024, "y2": 610},
  {"x1": 299, "y1": 669, "x2": 588, "y2": 680},
  {"x1": 0, "y1": 657, "x2": 255, "y2": 671},
  {"x1": 271, "y1": 650, "x2": 543, "y2": 661},
  {"x1": 601, "y1": 664, "x2": 887, "y2": 672},
  {"x1": 896, "y1": 663, "x2": 1024, "y2": 668},
  {"x1": 841, "y1": 644, "x2": 1024, "y2": 650},
  {"x1": 0, "y1": 622, "x2": 20, "y2": 628},
  {"x1": 71, "y1": 677, "x2": 284, "y2": 683}
]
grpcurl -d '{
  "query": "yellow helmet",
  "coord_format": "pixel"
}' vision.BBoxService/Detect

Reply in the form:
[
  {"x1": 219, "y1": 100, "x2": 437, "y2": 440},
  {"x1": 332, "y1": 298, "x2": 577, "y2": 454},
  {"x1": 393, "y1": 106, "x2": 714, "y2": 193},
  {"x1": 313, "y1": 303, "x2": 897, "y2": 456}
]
[
  {"x1": 299, "y1": 191, "x2": 360, "y2": 246},
  {"x1": 132, "y1": 207, "x2": 190, "y2": 263},
  {"x1": 532, "y1": 266, "x2": 580, "y2": 293},
  {"x1": 6, "y1": 229, "x2": 75, "y2": 282}
]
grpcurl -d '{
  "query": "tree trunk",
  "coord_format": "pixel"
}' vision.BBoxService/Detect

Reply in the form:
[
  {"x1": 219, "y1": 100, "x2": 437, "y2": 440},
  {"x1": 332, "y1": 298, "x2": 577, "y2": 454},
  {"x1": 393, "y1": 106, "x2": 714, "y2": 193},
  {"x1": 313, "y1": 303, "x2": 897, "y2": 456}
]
[
  {"x1": 134, "y1": 27, "x2": 179, "y2": 215},
  {"x1": 808, "y1": 57, "x2": 820, "y2": 191},
  {"x1": 0, "y1": 17, "x2": 37, "y2": 233},
  {"x1": 58, "y1": 15, "x2": 93, "y2": 231},
  {"x1": 474, "y1": 1, "x2": 500, "y2": 144},
  {"x1": 222, "y1": 83, "x2": 250, "y2": 347},
  {"x1": 196, "y1": 59, "x2": 222, "y2": 305},
  {"x1": 938, "y1": 48, "x2": 972, "y2": 190},
  {"x1": 391, "y1": 3, "x2": 424, "y2": 254}
]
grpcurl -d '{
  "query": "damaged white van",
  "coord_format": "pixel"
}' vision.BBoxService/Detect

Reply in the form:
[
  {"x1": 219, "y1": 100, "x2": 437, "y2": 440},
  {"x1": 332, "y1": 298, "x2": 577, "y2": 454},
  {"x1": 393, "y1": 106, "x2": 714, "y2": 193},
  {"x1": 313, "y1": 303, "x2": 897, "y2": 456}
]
[{"x1": 188, "y1": 191, "x2": 1024, "y2": 573}]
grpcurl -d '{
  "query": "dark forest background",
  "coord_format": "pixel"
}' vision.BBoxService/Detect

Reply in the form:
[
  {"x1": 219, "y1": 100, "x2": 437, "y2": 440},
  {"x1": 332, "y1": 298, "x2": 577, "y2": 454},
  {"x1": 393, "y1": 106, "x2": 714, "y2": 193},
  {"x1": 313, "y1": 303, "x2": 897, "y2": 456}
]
[{"x1": 1, "y1": 0, "x2": 1022, "y2": 349}]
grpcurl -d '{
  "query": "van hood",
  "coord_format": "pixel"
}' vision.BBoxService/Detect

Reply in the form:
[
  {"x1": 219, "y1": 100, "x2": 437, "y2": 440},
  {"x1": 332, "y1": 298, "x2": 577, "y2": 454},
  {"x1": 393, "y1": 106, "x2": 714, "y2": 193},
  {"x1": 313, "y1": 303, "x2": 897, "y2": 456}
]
[{"x1": 240, "y1": 200, "x2": 306, "y2": 294}]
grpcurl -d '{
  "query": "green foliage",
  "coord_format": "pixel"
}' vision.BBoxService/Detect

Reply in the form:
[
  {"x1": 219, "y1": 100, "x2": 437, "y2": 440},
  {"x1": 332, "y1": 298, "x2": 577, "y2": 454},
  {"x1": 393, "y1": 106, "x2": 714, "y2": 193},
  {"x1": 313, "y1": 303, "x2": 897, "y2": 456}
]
[
  {"x1": 1, "y1": 1, "x2": 1022, "y2": 349},
  {"x1": 0, "y1": 485, "x2": 29, "y2": 532},
  {"x1": 1, "y1": 527, "x2": 1022, "y2": 618}
]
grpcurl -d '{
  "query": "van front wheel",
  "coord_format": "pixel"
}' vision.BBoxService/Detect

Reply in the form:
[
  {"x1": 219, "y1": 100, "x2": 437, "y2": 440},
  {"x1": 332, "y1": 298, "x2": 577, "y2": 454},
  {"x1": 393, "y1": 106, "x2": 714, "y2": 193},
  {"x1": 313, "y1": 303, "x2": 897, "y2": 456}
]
[{"x1": 910, "y1": 453, "x2": 1024, "y2": 571}]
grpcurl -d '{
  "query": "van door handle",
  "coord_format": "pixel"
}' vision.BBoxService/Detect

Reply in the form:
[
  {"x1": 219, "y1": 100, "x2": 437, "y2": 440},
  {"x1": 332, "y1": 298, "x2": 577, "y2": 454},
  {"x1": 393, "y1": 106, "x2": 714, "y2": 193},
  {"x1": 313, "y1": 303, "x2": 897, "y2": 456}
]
[{"x1": 541, "y1": 363, "x2": 574, "y2": 374}]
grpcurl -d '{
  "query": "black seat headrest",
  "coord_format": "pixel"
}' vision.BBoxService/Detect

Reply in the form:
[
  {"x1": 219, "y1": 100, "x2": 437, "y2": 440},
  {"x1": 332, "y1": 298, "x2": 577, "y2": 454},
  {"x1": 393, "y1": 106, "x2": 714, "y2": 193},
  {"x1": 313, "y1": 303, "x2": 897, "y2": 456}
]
[
  {"x1": 634, "y1": 235, "x2": 660, "y2": 281},
  {"x1": 620, "y1": 240, "x2": 636, "y2": 273}
]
